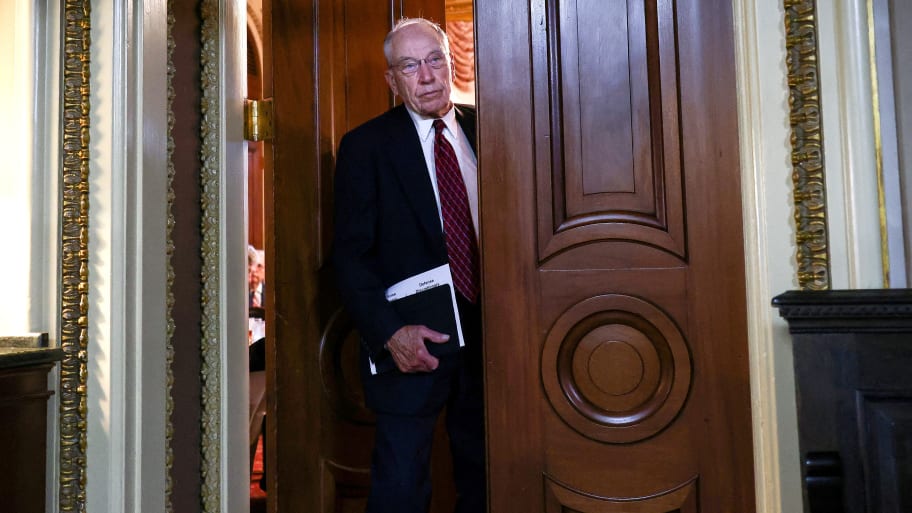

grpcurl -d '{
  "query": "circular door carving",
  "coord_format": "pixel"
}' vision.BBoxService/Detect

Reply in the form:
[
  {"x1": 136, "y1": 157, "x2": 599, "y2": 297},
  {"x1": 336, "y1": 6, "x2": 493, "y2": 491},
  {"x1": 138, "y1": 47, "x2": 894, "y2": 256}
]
[
  {"x1": 319, "y1": 309, "x2": 375, "y2": 424},
  {"x1": 541, "y1": 294, "x2": 691, "y2": 443}
]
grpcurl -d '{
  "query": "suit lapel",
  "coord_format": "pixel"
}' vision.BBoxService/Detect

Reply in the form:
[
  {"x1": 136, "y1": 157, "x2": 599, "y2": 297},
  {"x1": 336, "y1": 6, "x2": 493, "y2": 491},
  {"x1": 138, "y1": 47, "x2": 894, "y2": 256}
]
[
  {"x1": 454, "y1": 105, "x2": 477, "y2": 155},
  {"x1": 384, "y1": 106, "x2": 447, "y2": 257}
]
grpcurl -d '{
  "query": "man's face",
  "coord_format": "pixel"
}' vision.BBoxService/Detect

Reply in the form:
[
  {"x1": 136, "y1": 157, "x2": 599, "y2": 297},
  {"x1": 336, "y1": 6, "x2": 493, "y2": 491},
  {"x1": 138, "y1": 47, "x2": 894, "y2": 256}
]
[
  {"x1": 384, "y1": 25, "x2": 454, "y2": 119},
  {"x1": 248, "y1": 263, "x2": 260, "y2": 289}
]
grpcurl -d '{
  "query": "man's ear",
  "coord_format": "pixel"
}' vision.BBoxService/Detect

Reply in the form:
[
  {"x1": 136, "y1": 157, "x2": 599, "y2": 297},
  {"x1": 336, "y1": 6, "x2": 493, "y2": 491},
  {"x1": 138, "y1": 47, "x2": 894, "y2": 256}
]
[{"x1": 384, "y1": 70, "x2": 398, "y2": 97}]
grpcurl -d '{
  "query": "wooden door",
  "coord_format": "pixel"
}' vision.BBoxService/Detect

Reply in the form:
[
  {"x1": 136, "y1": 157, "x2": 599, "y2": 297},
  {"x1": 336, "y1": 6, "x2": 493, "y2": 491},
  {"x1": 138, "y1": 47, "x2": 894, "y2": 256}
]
[
  {"x1": 476, "y1": 1, "x2": 756, "y2": 512},
  {"x1": 269, "y1": 1, "x2": 447, "y2": 512}
]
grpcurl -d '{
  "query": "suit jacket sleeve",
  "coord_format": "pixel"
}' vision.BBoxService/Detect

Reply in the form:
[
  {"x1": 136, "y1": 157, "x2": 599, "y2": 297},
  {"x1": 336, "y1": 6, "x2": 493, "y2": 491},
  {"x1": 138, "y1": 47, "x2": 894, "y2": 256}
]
[{"x1": 331, "y1": 131, "x2": 405, "y2": 357}]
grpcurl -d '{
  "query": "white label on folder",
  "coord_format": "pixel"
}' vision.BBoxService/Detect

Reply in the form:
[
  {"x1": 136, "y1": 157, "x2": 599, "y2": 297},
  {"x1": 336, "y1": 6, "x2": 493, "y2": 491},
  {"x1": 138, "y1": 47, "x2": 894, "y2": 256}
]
[{"x1": 384, "y1": 264, "x2": 453, "y2": 301}]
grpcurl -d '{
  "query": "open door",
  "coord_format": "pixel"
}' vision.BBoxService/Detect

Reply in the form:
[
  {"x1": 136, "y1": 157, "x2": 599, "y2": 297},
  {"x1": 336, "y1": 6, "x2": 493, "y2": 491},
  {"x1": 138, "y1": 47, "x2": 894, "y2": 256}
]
[
  {"x1": 268, "y1": 1, "x2": 450, "y2": 512},
  {"x1": 477, "y1": 1, "x2": 756, "y2": 512}
]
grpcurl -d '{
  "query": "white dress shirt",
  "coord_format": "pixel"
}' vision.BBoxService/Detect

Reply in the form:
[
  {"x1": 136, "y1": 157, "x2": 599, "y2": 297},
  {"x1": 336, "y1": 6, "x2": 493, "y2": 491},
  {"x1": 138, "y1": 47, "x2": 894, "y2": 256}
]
[{"x1": 404, "y1": 106, "x2": 480, "y2": 237}]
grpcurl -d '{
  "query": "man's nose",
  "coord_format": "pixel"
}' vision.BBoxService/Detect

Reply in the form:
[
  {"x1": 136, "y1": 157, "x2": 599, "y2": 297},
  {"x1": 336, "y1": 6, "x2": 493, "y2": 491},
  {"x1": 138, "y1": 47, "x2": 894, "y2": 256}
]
[{"x1": 416, "y1": 61, "x2": 435, "y2": 81}]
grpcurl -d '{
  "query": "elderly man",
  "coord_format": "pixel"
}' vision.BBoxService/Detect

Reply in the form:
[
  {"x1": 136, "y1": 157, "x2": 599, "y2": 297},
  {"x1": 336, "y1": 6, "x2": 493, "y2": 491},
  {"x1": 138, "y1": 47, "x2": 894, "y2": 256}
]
[{"x1": 332, "y1": 17, "x2": 485, "y2": 513}]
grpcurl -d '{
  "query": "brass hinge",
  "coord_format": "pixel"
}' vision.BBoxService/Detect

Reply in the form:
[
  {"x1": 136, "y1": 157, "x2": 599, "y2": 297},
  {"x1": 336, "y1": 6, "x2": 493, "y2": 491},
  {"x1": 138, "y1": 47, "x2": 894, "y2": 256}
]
[{"x1": 244, "y1": 98, "x2": 274, "y2": 141}]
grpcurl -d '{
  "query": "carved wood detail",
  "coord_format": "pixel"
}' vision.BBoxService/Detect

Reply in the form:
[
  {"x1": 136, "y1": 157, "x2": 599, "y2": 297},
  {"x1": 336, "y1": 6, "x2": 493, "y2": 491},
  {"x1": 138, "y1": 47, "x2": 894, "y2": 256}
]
[
  {"x1": 322, "y1": 459, "x2": 371, "y2": 513},
  {"x1": 533, "y1": 0, "x2": 685, "y2": 262},
  {"x1": 541, "y1": 294, "x2": 691, "y2": 444},
  {"x1": 319, "y1": 309, "x2": 373, "y2": 424},
  {"x1": 544, "y1": 475, "x2": 698, "y2": 513}
]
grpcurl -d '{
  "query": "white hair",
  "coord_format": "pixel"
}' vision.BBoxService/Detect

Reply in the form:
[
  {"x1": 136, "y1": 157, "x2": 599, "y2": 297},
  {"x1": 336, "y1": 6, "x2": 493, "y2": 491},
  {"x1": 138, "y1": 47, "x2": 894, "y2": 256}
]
[{"x1": 383, "y1": 17, "x2": 450, "y2": 66}]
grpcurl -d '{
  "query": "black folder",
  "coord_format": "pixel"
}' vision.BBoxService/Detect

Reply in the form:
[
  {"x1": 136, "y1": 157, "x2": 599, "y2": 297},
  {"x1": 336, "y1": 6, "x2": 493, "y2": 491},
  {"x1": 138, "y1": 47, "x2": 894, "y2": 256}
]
[{"x1": 370, "y1": 283, "x2": 462, "y2": 374}]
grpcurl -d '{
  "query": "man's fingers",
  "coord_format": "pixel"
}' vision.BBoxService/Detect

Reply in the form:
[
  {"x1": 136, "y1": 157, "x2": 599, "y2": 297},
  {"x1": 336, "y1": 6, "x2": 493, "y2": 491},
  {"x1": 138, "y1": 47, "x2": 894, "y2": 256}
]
[
  {"x1": 386, "y1": 324, "x2": 448, "y2": 372},
  {"x1": 394, "y1": 345, "x2": 438, "y2": 373},
  {"x1": 416, "y1": 325, "x2": 450, "y2": 344},
  {"x1": 415, "y1": 350, "x2": 439, "y2": 371}
]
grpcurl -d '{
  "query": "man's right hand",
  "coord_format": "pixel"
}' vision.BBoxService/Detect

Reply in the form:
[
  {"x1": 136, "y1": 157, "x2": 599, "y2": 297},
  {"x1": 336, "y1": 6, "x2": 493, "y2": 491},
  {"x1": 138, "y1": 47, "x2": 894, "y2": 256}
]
[{"x1": 385, "y1": 325, "x2": 450, "y2": 373}]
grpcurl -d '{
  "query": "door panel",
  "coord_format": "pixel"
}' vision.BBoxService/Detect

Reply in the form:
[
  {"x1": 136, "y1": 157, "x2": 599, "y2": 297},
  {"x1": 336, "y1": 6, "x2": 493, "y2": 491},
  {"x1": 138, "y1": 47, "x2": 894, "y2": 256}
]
[
  {"x1": 535, "y1": 0, "x2": 683, "y2": 261},
  {"x1": 271, "y1": 1, "x2": 446, "y2": 512},
  {"x1": 478, "y1": 1, "x2": 755, "y2": 512}
]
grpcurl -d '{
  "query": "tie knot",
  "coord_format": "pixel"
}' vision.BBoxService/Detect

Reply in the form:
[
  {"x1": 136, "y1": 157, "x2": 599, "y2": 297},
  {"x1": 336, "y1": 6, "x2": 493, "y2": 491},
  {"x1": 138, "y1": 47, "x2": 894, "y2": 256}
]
[{"x1": 433, "y1": 119, "x2": 446, "y2": 135}]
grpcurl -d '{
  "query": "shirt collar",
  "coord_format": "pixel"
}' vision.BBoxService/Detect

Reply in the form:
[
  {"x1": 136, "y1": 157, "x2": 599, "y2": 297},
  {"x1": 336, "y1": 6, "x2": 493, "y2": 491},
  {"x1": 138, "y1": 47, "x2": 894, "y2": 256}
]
[{"x1": 405, "y1": 105, "x2": 457, "y2": 142}]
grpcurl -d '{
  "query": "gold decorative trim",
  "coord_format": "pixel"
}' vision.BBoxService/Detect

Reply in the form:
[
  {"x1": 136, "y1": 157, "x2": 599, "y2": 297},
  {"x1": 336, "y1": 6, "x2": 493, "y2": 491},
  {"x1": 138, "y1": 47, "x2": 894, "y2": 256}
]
[
  {"x1": 865, "y1": 0, "x2": 890, "y2": 287},
  {"x1": 445, "y1": 0, "x2": 473, "y2": 22},
  {"x1": 446, "y1": 21, "x2": 475, "y2": 94},
  {"x1": 59, "y1": 1, "x2": 91, "y2": 511},
  {"x1": 165, "y1": 0, "x2": 176, "y2": 511},
  {"x1": 200, "y1": 0, "x2": 221, "y2": 510},
  {"x1": 784, "y1": 0, "x2": 831, "y2": 290}
]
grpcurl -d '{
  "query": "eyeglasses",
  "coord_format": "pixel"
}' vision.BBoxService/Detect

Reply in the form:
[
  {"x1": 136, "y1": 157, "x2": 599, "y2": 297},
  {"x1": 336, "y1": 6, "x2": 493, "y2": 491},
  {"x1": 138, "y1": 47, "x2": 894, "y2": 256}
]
[{"x1": 391, "y1": 52, "x2": 448, "y2": 76}]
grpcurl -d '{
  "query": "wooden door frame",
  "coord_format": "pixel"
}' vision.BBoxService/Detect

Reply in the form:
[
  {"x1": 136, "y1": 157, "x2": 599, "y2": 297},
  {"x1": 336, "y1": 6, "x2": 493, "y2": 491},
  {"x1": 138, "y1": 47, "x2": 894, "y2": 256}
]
[{"x1": 265, "y1": 0, "x2": 323, "y2": 510}]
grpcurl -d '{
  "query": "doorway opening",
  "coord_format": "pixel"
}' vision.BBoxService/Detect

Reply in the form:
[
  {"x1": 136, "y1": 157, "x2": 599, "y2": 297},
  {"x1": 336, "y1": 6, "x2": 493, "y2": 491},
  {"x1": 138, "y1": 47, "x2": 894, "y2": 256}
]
[
  {"x1": 246, "y1": 3, "x2": 269, "y2": 510},
  {"x1": 247, "y1": 2, "x2": 477, "y2": 511}
]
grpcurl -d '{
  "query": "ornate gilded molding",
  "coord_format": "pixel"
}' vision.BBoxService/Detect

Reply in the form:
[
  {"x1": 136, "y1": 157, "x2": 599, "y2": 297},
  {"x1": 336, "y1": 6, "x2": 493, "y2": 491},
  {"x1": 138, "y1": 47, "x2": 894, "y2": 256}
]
[
  {"x1": 200, "y1": 0, "x2": 221, "y2": 510},
  {"x1": 784, "y1": 0, "x2": 831, "y2": 290},
  {"x1": 447, "y1": 21, "x2": 475, "y2": 94},
  {"x1": 165, "y1": 1, "x2": 176, "y2": 511},
  {"x1": 59, "y1": 1, "x2": 91, "y2": 511},
  {"x1": 445, "y1": 0, "x2": 473, "y2": 22}
]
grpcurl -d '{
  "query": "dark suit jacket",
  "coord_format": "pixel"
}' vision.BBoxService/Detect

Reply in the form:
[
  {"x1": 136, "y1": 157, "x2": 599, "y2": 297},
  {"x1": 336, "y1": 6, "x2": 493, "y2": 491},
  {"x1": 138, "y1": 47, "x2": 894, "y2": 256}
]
[
  {"x1": 248, "y1": 282, "x2": 265, "y2": 310},
  {"x1": 332, "y1": 104, "x2": 478, "y2": 414}
]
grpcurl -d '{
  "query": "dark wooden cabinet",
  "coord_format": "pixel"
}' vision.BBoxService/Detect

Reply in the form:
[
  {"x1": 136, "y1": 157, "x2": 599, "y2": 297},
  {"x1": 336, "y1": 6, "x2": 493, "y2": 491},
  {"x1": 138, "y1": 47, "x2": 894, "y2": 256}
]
[
  {"x1": 773, "y1": 289, "x2": 912, "y2": 513},
  {"x1": 0, "y1": 350, "x2": 60, "y2": 513}
]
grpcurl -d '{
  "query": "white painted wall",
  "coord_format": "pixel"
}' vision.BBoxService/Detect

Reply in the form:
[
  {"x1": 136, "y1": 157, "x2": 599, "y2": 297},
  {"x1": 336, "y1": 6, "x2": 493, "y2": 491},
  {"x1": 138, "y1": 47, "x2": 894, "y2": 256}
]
[
  {"x1": 733, "y1": 1, "x2": 802, "y2": 512},
  {"x1": 0, "y1": 0, "x2": 57, "y2": 332},
  {"x1": 818, "y1": 0, "x2": 886, "y2": 288},
  {"x1": 86, "y1": 1, "x2": 249, "y2": 511},
  {"x1": 88, "y1": 0, "x2": 169, "y2": 511},
  {"x1": 87, "y1": 2, "x2": 127, "y2": 512},
  {"x1": 0, "y1": 2, "x2": 61, "y2": 510},
  {"x1": 0, "y1": 1, "x2": 32, "y2": 331},
  {"x1": 736, "y1": 2, "x2": 890, "y2": 513},
  {"x1": 222, "y1": 0, "x2": 252, "y2": 511}
]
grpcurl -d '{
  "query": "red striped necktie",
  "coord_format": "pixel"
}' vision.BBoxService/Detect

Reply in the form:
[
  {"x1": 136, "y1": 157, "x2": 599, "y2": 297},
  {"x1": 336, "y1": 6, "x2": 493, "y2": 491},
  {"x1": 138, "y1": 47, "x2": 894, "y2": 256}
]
[{"x1": 433, "y1": 119, "x2": 479, "y2": 303}]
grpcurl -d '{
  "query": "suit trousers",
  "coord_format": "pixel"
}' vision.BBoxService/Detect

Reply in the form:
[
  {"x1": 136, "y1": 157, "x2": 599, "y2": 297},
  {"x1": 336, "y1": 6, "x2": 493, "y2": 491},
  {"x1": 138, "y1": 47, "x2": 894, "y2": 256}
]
[{"x1": 366, "y1": 297, "x2": 485, "y2": 513}]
